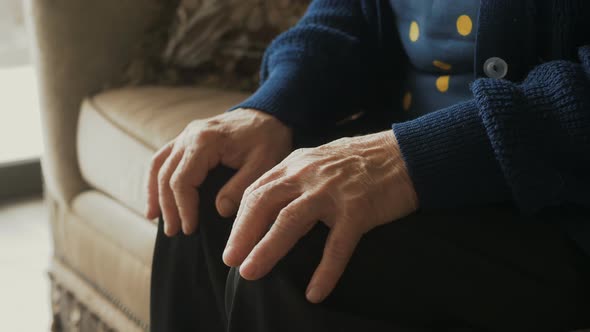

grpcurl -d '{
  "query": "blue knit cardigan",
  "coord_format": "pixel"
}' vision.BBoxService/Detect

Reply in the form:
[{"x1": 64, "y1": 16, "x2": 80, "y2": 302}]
[{"x1": 233, "y1": 0, "x2": 590, "y2": 254}]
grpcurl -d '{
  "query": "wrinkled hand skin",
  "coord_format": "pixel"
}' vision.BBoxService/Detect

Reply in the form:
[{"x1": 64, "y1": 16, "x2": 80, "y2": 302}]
[
  {"x1": 223, "y1": 131, "x2": 418, "y2": 304},
  {"x1": 145, "y1": 108, "x2": 293, "y2": 236}
]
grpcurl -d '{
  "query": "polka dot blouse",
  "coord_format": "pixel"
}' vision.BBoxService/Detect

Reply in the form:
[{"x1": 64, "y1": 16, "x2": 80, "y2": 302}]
[{"x1": 391, "y1": 1, "x2": 480, "y2": 116}]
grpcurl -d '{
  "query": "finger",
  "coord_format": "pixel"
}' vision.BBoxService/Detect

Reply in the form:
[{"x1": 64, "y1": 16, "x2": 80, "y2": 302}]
[
  {"x1": 239, "y1": 193, "x2": 321, "y2": 281},
  {"x1": 215, "y1": 158, "x2": 275, "y2": 217},
  {"x1": 306, "y1": 224, "x2": 361, "y2": 303},
  {"x1": 223, "y1": 180, "x2": 300, "y2": 267},
  {"x1": 146, "y1": 142, "x2": 174, "y2": 219},
  {"x1": 158, "y1": 150, "x2": 183, "y2": 236},
  {"x1": 233, "y1": 165, "x2": 285, "y2": 223},
  {"x1": 170, "y1": 146, "x2": 211, "y2": 235}
]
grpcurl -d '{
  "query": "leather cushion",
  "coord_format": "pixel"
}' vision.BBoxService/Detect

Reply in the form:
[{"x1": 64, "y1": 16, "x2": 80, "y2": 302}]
[{"x1": 77, "y1": 86, "x2": 248, "y2": 215}]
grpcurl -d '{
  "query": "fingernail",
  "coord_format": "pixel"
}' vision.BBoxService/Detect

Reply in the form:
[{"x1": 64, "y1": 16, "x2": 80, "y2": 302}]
[
  {"x1": 306, "y1": 286, "x2": 323, "y2": 303},
  {"x1": 240, "y1": 259, "x2": 258, "y2": 280},
  {"x1": 164, "y1": 222, "x2": 170, "y2": 236},
  {"x1": 218, "y1": 198, "x2": 236, "y2": 217}
]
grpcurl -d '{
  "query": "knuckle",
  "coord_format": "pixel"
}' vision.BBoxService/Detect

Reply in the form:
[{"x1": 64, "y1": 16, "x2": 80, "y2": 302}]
[
  {"x1": 327, "y1": 239, "x2": 351, "y2": 260},
  {"x1": 244, "y1": 189, "x2": 264, "y2": 210},
  {"x1": 157, "y1": 171, "x2": 169, "y2": 188},
  {"x1": 204, "y1": 117, "x2": 222, "y2": 127},
  {"x1": 242, "y1": 187, "x2": 253, "y2": 201},
  {"x1": 274, "y1": 204, "x2": 309, "y2": 235},
  {"x1": 197, "y1": 127, "x2": 220, "y2": 142},
  {"x1": 175, "y1": 201, "x2": 187, "y2": 212},
  {"x1": 277, "y1": 207, "x2": 299, "y2": 225},
  {"x1": 272, "y1": 218, "x2": 297, "y2": 236},
  {"x1": 169, "y1": 174, "x2": 183, "y2": 192},
  {"x1": 293, "y1": 163, "x2": 316, "y2": 178},
  {"x1": 183, "y1": 146, "x2": 198, "y2": 158},
  {"x1": 291, "y1": 148, "x2": 309, "y2": 157},
  {"x1": 268, "y1": 165, "x2": 286, "y2": 179},
  {"x1": 185, "y1": 119, "x2": 204, "y2": 131},
  {"x1": 243, "y1": 182, "x2": 260, "y2": 199}
]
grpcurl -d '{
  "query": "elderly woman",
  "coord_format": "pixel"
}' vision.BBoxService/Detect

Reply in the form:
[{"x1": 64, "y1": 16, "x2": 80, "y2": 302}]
[{"x1": 147, "y1": 1, "x2": 590, "y2": 331}]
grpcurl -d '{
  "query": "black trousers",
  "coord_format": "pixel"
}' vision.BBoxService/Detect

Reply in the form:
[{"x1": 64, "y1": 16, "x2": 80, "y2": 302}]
[{"x1": 150, "y1": 130, "x2": 590, "y2": 332}]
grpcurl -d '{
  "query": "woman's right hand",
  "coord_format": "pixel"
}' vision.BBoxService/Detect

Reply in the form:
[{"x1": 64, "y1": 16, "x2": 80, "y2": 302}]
[{"x1": 145, "y1": 108, "x2": 293, "y2": 237}]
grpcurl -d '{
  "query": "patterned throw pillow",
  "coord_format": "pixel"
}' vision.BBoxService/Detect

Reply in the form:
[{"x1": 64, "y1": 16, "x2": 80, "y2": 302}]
[{"x1": 110, "y1": 0, "x2": 309, "y2": 92}]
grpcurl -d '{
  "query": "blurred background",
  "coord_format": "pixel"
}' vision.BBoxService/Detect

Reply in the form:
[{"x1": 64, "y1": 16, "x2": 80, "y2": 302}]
[{"x1": 0, "y1": 0, "x2": 50, "y2": 331}]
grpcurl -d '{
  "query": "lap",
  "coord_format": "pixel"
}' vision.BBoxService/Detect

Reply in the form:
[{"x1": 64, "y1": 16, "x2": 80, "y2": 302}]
[
  {"x1": 152, "y1": 126, "x2": 590, "y2": 331},
  {"x1": 226, "y1": 203, "x2": 590, "y2": 331}
]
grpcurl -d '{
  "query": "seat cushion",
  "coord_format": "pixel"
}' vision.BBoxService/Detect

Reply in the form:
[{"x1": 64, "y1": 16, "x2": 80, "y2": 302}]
[
  {"x1": 77, "y1": 86, "x2": 249, "y2": 215},
  {"x1": 61, "y1": 190, "x2": 157, "y2": 327}
]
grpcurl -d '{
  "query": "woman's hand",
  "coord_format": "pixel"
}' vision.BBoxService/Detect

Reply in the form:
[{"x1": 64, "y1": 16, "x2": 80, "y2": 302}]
[
  {"x1": 222, "y1": 130, "x2": 418, "y2": 303},
  {"x1": 146, "y1": 108, "x2": 293, "y2": 236}
]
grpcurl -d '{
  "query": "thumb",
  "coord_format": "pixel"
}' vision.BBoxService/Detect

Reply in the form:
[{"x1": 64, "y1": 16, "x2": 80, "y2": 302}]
[{"x1": 216, "y1": 159, "x2": 273, "y2": 217}]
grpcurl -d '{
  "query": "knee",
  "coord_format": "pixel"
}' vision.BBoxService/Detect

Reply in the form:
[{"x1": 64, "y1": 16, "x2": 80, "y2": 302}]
[
  {"x1": 156, "y1": 165, "x2": 237, "y2": 240},
  {"x1": 226, "y1": 225, "x2": 329, "y2": 304},
  {"x1": 188, "y1": 165, "x2": 237, "y2": 236},
  {"x1": 197, "y1": 165, "x2": 237, "y2": 208}
]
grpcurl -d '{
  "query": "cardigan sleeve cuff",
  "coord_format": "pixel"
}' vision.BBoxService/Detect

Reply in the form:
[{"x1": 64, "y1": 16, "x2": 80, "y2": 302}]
[
  {"x1": 392, "y1": 100, "x2": 511, "y2": 209},
  {"x1": 230, "y1": 62, "x2": 345, "y2": 130}
]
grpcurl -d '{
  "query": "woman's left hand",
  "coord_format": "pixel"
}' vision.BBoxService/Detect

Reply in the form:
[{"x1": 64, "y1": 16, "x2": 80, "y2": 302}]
[{"x1": 222, "y1": 130, "x2": 418, "y2": 303}]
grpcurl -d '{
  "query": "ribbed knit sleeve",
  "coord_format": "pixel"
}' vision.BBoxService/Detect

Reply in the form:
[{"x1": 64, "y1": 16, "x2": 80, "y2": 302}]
[
  {"x1": 231, "y1": 0, "x2": 376, "y2": 130},
  {"x1": 393, "y1": 46, "x2": 590, "y2": 213},
  {"x1": 392, "y1": 100, "x2": 511, "y2": 209}
]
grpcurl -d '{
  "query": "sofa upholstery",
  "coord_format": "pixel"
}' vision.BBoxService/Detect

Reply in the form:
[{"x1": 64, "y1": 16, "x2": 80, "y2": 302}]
[
  {"x1": 45, "y1": 85, "x2": 249, "y2": 330},
  {"x1": 24, "y1": 0, "x2": 168, "y2": 329},
  {"x1": 25, "y1": 0, "x2": 166, "y2": 206},
  {"x1": 24, "y1": 0, "x2": 247, "y2": 328},
  {"x1": 77, "y1": 87, "x2": 247, "y2": 215},
  {"x1": 41, "y1": 83, "x2": 250, "y2": 330},
  {"x1": 24, "y1": 0, "x2": 298, "y2": 329}
]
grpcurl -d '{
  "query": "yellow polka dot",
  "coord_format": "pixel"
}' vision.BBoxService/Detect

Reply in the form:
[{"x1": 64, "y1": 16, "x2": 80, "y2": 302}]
[
  {"x1": 402, "y1": 91, "x2": 412, "y2": 111},
  {"x1": 456, "y1": 15, "x2": 473, "y2": 36},
  {"x1": 433, "y1": 60, "x2": 452, "y2": 71},
  {"x1": 436, "y1": 76, "x2": 450, "y2": 93},
  {"x1": 409, "y1": 21, "x2": 420, "y2": 42}
]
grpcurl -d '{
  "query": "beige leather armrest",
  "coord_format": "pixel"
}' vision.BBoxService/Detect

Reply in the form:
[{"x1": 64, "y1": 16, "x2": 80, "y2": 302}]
[{"x1": 25, "y1": 0, "x2": 163, "y2": 205}]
